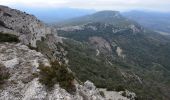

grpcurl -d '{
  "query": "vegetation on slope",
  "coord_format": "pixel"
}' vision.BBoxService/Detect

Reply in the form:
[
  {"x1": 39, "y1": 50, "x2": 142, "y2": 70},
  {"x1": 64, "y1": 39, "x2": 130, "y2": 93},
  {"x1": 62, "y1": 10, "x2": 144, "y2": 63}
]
[
  {"x1": 59, "y1": 25, "x2": 170, "y2": 99},
  {"x1": 56, "y1": 11, "x2": 170, "y2": 99},
  {"x1": 38, "y1": 60, "x2": 76, "y2": 93},
  {"x1": 0, "y1": 33, "x2": 19, "y2": 43},
  {"x1": 0, "y1": 64, "x2": 10, "y2": 89},
  {"x1": 63, "y1": 39, "x2": 130, "y2": 91}
]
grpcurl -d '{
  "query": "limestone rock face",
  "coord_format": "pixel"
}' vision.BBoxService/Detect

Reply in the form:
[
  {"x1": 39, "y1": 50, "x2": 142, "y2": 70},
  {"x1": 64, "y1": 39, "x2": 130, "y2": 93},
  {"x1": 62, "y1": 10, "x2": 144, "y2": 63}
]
[
  {"x1": 0, "y1": 5, "x2": 66, "y2": 63},
  {"x1": 89, "y1": 36, "x2": 112, "y2": 54},
  {"x1": 0, "y1": 5, "x2": 57, "y2": 47},
  {"x1": 0, "y1": 43, "x2": 104, "y2": 100},
  {"x1": 0, "y1": 5, "x2": 135, "y2": 100}
]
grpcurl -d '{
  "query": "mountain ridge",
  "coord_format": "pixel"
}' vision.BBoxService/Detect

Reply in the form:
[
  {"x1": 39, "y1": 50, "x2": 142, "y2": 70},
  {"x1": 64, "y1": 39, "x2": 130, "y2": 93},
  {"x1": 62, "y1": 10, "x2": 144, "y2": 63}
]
[
  {"x1": 0, "y1": 5, "x2": 110, "y2": 100},
  {"x1": 55, "y1": 11, "x2": 135, "y2": 27},
  {"x1": 56, "y1": 11, "x2": 170, "y2": 100}
]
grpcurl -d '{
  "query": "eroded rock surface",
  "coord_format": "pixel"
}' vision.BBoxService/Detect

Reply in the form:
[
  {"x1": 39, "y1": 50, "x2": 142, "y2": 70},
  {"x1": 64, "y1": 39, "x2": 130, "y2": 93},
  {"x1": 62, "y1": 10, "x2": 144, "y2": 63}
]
[
  {"x1": 0, "y1": 5, "x2": 66, "y2": 63},
  {"x1": 0, "y1": 5, "x2": 55, "y2": 47},
  {"x1": 0, "y1": 43, "x2": 104, "y2": 100}
]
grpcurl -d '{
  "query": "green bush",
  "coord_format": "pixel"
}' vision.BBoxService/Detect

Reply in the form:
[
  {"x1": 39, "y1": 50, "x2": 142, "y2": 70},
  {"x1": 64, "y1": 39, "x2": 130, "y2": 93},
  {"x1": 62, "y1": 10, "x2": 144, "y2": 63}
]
[
  {"x1": 0, "y1": 33, "x2": 19, "y2": 43},
  {"x1": 121, "y1": 91, "x2": 126, "y2": 97},
  {"x1": 115, "y1": 85, "x2": 125, "y2": 92},
  {"x1": 38, "y1": 61, "x2": 76, "y2": 93}
]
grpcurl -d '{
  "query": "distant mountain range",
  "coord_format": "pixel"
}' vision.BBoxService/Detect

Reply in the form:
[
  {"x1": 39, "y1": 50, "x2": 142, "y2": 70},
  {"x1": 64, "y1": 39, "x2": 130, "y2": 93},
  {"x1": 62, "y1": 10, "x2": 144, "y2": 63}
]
[
  {"x1": 49, "y1": 9, "x2": 170, "y2": 35},
  {"x1": 122, "y1": 11, "x2": 170, "y2": 34},
  {"x1": 2, "y1": 5, "x2": 170, "y2": 99},
  {"x1": 13, "y1": 7, "x2": 95, "y2": 23},
  {"x1": 54, "y1": 11, "x2": 170, "y2": 100},
  {"x1": 14, "y1": 6, "x2": 170, "y2": 33},
  {"x1": 55, "y1": 11, "x2": 127, "y2": 26}
]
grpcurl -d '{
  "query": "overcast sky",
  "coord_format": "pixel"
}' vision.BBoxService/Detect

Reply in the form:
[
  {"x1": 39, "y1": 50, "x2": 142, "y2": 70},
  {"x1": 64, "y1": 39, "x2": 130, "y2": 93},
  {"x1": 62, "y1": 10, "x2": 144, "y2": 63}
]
[{"x1": 1, "y1": 0, "x2": 170, "y2": 12}]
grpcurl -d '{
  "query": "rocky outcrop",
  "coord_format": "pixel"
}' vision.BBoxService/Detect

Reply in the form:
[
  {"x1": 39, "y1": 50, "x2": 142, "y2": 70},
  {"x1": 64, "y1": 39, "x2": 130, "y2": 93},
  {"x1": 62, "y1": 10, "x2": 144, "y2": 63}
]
[
  {"x1": 0, "y1": 5, "x2": 66, "y2": 63},
  {"x1": 116, "y1": 47, "x2": 125, "y2": 58},
  {"x1": 99, "y1": 88, "x2": 136, "y2": 100},
  {"x1": 89, "y1": 36, "x2": 112, "y2": 54},
  {"x1": 0, "y1": 5, "x2": 105, "y2": 100},
  {"x1": 0, "y1": 43, "x2": 104, "y2": 100},
  {"x1": 0, "y1": 5, "x2": 137, "y2": 100},
  {"x1": 0, "y1": 5, "x2": 54, "y2": 47}
]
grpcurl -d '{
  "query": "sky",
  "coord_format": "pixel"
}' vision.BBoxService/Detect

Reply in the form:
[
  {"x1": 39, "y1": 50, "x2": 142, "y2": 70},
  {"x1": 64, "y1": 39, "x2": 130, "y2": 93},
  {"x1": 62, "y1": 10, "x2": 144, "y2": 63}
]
[{"x1": 0, "y1": 0, "x2": 170, "y2": 12}]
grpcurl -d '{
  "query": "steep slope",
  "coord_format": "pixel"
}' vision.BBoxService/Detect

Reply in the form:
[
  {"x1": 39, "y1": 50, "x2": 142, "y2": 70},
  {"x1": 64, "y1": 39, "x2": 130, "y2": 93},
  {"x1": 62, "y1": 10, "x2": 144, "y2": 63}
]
[
  {"x1": 56, "y1": 11, "x2": 170, "y2": 100},
  {"x1": 0, "y1": 5, "x2": 106, "y2": 100},
  {"x1": 0, "y1": 43, "x2": 104, "y2": 100},
  {"x1": 0, "y1": 5, "x2": 52, "y2": 47},
  {"x1": 0, "y1": 5, "x2": 66, "y2": 63}
]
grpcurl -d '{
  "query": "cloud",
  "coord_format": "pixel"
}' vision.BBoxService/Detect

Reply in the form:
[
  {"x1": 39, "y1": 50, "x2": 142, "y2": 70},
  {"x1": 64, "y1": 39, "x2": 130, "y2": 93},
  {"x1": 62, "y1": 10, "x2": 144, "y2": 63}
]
[{"x1": 0, "y1": 0, "x2": 170, "y2": 12}]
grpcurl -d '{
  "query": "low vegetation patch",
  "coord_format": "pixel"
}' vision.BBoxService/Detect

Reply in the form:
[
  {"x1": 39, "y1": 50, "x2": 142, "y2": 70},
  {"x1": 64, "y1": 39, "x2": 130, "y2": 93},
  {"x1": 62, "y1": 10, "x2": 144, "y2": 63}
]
[
  {"x1": 63, "y1": 39, "x2": 125, "y2": 90},
  {"x1": 38, "y1": 61, "x2": 76, "y2": 93},
  {"x1": 99, "y1": 91, "x2": 105, "y2": 97},
  {"x1": 0, "y1": 33, "x2": 19, "y2": 43},
  {"x1": 61, "y1": 38, "x2": 170, "y2": 99},
  {"x1": 0, "y1": 64, "x2": 10, "y2": 88}
]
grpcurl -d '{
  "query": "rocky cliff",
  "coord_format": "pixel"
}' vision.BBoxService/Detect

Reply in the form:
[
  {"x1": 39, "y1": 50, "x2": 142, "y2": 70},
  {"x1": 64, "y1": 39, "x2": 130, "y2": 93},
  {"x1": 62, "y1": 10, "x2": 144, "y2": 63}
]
[
  {"x1": 0, "y1": 5, "x2": 53, "y2": 47},
  {"x1": 0, "y1": 5, "x2": 137, "y2": 100},
  {"x1": 0, "y1": 5, "x2": 106, "y2": 100},
  {"x1": 0, "y1": 5, "x2": 66, "y2": 63},
  {"x1": 0, "y1": 43, "x2": 104, "y2": 100}
]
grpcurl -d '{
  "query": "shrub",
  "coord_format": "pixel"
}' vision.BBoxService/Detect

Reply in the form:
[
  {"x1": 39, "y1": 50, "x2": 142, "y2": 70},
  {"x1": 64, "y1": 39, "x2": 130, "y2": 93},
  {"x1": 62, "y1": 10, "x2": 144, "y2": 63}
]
[
  {"x1": 38, "y1": 61, "x2": 76, "y2": 93},
  {"x1": 0, "y1": 33, "x2": 19, "y2": 43},
  {"x1": 115, "y1": 85, "x2": 125, "y2": 92},
  {"x1": 106, "y1": 85, "x2": 115, "y2": 91},
  {"x1": 0, "y1": 64, "x2": 10, "y2": 88},
  {"x1": 99, "y1": 91, "x2": 105, "y2": 97},
  {"x1": 121, "y1": 91, "x2": 126, "y2": 97}
]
